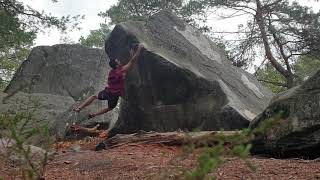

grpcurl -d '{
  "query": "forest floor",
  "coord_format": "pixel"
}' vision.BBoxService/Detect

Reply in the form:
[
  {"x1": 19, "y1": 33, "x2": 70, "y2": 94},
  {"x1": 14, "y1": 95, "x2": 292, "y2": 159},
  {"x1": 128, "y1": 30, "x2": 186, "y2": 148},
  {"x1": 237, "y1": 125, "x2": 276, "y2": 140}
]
[{"x1": 1, "y1": 137, "x2": 320, "y2": 180}]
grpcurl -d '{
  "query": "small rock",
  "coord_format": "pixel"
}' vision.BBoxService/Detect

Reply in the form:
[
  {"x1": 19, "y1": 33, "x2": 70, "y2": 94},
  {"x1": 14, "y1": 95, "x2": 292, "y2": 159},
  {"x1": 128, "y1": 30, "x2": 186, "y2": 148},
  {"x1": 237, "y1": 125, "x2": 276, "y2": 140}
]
[
  {"x1": 64, "y1": 160, "x2": 72, "y2": 164},
  {"x1": 70, "y1": 145, "x2": 81, "y2": 152}
]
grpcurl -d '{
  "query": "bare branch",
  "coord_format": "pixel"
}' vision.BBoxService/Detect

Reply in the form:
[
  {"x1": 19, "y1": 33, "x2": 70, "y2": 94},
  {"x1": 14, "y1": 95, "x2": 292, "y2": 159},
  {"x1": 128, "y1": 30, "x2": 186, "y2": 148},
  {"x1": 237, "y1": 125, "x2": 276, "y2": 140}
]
[
  {"x1": 287, "y1": 52, "x2": 310, "y2": 59},
  {"x1": 253, "y1": 57, "x2": 268, "y2": 75},
  {"x1": 209, "y1": 31, "x2": 251, "y2": 34},
  {"x1": 257, "y1": 79, "x2": 288, "y2": 87},
  {"x1": 267, "y1": 14, "x2": 292, "y2": 73},
  {"x1": 227, "y1": 6, "x2": 256, "y2": 15},
  {"x1": 264, "y1": 0, "x2": 283, "y2": 8},
  {"x1": 216, "y1": 9, "x2": 249, "y2": 19},
  {"x1": 1, "y1": 1, "x2": 47, "y2": 21},
  {"x1": 255, "y1": 0, "x2": 290, "y2": 79}
]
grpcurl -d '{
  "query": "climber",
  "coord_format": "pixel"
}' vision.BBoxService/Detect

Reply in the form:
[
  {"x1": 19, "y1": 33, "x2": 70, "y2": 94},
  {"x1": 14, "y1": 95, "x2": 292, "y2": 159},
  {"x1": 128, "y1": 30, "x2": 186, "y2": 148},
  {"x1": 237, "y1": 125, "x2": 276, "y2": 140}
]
[{"x1": 73, "y1": 43, "x2": 144, "y2": 118}]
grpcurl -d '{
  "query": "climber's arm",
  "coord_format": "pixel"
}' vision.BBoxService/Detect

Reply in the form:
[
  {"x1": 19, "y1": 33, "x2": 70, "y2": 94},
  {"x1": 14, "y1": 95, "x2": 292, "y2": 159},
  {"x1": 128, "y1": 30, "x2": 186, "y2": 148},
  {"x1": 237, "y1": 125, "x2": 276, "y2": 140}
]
[{"x1": 121, "y1": 44, "x2": 144, "y2": 72}]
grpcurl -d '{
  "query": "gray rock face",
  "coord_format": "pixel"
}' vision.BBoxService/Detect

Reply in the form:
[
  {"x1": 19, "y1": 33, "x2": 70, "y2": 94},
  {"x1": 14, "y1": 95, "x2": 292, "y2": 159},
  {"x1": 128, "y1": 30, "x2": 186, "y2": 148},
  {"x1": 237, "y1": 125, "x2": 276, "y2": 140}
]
[
  {"x1": 105, "y1": 11, "x2": 273, "y2": 137},
  {"x1": 2, "y1": 44, "x2": 118, "y2": 140},
  {"x1": 0, "y1": 138, "x2": 46, "y2": 164},
  {"x1": 250, "y1": 70, "x2": 320, "y2": 158},
  {"x1": 5, "y1": 44, "x2": 106, "y2": 98}
]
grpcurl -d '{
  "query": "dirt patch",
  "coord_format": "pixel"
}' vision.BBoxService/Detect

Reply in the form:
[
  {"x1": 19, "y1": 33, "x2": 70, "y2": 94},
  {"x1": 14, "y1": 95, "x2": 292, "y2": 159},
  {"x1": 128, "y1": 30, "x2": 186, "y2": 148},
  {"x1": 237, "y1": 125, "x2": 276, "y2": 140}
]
[
  {"x1": 45, "y1": 143, "x2": 183, "y2": 180},
  {"x1": 1, "y1": 138, "x2": 320, "y2": 180}
]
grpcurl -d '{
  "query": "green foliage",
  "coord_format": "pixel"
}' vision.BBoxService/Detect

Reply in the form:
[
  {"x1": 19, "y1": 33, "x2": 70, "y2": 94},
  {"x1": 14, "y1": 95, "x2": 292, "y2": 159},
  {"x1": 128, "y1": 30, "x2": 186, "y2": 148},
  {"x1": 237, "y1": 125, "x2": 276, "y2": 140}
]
[
  {"x1": 0, "y1": 0, "x2": 83, "y2": 88},
  {"x1": 97, "y1": 0, "x2": 320, "y2": 89},
  {"x1": 186, "y1": 145, "x2": 224, "y2": 180},
  {"x1": 253, "y1": 111, "x2": 285, "y2": 135},
  {"x1": 82, "y1": 0, "x2": 211, "y2": 48},
  {"x1": 185, "y1": 131, "x2": 253, "y2": 180},
  {"x1": 0, "y1": 5, "x2": 34, "y2": 89},
  {"x1": 185, "y1": 112, "x2": 284, "y2": 179},
  {"x1": 0, "y1": 0, "x2": 82, "y2": 36},
  {"x1": 0, "y1": 98, "x2": 52, "y2": 179},
  {"x1": 185, "y1": 0, "x2": 320, "y2": 88},
  {"x1": 293, "y1": 55, "x2": 320, "y2": 82},
  {"x1": 98, "y1": 0, "x2": 209, "y2": 32},
  {"x1": 0, "y1": 47, "x2": 31, "y2": 91},
  {"x1": 256, "y1": 55, "x2": 320, "y2": 93},
  {"x1": 0, "y1": 78, "x2": 7, "y2": 92},
  {"x1": 256, "y1": 63, "x2": 287, "y2": 93},
  {"x1": 79, "y1": 23, "x2": 111, "y2": 48},
  {"x1": 99, "y1": 0, "x2": 184, "y2": 24},
  {"x1": 0, "y1": 7, "x2": 35, "y2": 50}
]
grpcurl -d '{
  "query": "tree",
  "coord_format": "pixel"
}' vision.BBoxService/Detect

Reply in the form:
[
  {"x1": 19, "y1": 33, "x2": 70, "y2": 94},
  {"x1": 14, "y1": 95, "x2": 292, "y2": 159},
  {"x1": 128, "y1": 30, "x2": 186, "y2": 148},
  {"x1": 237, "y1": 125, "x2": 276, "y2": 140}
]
[
  {"x1": 0, "y1": 46, "x2": 30, "y2": 91},
  {"x1": 79, "y1": 0, "x2": 211, "y2": 48},
  {"x1": 187, "y1": 0, "x2": 320, "y2": 88},
  {"x1": 109, "y1": 0, "x2": 212, "y2": 29},
  {"x1": 79, "y1": 23, "x2": 111, "y2": 48},
  {"x1": 0, "y1": 1, "x2": 34, "y2": 88},
  {"x1": 293, "y1": 55, "x2": 320, "y2": 82},
  {"x1": 255, "y1": 63, "x2": 287, "y2": 93},
  {"x1": 0, "y1": 0, "x2": 82, "y2": 90},
  {"x1": 256, "y1": 55, "x2": 320, "y2": 93},
  {"x1": 99, "y1": 0, "x2": 200, "y2": 25}
]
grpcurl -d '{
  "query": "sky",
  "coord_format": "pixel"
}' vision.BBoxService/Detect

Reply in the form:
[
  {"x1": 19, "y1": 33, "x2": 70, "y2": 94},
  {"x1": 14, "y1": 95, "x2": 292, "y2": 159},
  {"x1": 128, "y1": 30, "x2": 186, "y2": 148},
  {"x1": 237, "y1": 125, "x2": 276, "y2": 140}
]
[
  {"x1": 21, "y1": 0, "x2": 320, "y2": 47},
  {"x1": 208, "y1": 0, "x2": 320, "y2": 40},
  {"x1": 22, "y1": 0, "x2": 118, "y2": 45},
  {"x1": 20, "y1": 0, "x2": 320, "y2": 73}
]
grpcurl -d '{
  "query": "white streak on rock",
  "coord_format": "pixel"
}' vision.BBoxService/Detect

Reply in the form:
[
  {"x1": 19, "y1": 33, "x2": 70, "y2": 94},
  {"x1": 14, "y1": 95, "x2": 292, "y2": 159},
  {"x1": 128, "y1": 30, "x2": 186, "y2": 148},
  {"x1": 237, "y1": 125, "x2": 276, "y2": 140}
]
[
  {"x1": 218, "y1": 80, "x2": 257, "y2": 121},
  {"x1": 241, "y1": 75, "x2": 264, "y2": 99}
]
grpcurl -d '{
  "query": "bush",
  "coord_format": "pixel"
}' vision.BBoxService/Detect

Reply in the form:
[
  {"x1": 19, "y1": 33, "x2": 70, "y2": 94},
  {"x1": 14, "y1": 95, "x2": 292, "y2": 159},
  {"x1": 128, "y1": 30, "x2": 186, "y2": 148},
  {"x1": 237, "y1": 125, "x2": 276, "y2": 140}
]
[
  {"x1": 185, "y1": 112, "x2": 284, "y2": 179},
  {"x1": 0, "y1": 98, "x2": 52, "y2": 180}
]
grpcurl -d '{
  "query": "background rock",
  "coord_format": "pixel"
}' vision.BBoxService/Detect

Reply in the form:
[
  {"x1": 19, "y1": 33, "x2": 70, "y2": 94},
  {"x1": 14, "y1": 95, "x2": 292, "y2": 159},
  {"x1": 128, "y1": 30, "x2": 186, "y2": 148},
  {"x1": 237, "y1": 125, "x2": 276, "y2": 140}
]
[
  {"x1": 250, "y1": 70, "x2": 320, "y2": 158},
  {"x1": 105, "y1": 11, "x2": 273, "y2": 137},
  {"x1": 1, "y1": 44, "x2": 118, "y2": 140},
  {"x1": 0, "y1": 138, "x2": 46, "y2": 164}
]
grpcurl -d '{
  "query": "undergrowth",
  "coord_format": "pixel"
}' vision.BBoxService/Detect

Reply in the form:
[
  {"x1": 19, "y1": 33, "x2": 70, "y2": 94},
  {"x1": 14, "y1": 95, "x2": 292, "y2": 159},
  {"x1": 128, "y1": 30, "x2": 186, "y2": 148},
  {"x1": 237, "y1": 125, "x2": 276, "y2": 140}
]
[
  {"x1": 0, "y1": 97, "x2": 52, "y2": 180},
  {"x1": 185, "y1": 111, "x2": 285, "y2": 180}
]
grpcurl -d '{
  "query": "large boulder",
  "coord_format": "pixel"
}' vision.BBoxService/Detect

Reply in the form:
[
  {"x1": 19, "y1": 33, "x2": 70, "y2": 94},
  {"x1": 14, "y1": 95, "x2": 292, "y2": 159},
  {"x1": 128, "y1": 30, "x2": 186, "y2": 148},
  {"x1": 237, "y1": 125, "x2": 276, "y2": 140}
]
[
  {"x1": 1, "y1": 44, "x2": 118, "y2": 140},
  {"x1": 105, "y1": 11, "x2": 273, "y2": 137},
  {"x1": 250, "y1": 70, "x2": 320, "y2": 158}
]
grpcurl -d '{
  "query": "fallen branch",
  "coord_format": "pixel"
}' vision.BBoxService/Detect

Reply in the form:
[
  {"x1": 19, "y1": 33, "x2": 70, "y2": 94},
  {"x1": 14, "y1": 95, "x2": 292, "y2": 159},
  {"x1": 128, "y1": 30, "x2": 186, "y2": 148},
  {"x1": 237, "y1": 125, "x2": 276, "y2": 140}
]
[{"x1": 103, "y1": 131, "x2": 244, "y2": 149}]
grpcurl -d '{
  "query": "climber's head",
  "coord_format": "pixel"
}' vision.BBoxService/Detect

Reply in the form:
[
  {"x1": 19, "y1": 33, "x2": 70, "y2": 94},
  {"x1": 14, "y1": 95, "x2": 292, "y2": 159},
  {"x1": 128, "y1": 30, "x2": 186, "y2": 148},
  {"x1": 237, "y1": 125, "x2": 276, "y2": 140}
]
[{"x1": 109, "y1": 59, "x2": 120, "y2": 69}]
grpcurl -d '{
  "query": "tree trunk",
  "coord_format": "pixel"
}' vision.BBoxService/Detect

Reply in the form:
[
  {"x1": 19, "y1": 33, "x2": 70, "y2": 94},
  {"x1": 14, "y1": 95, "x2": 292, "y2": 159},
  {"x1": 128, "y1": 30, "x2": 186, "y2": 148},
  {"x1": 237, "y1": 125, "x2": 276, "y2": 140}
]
[
  {"x1": 255, "y1": 0, "x2": 295, "y2": 88},
  {"x1": 286, "y1": 75, "x2": 295, "y2": 88}
]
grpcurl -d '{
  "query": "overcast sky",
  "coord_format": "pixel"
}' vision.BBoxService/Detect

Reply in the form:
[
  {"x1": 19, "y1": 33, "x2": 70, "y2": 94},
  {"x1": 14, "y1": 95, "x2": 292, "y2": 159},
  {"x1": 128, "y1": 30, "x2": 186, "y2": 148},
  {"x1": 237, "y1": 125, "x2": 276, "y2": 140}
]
[
  {"x1": 21, "y1": 0, "x2": 320, "y2": 47},
  {"x1": 22, "y1": 0, "x2": 118, "y2": 45}
]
